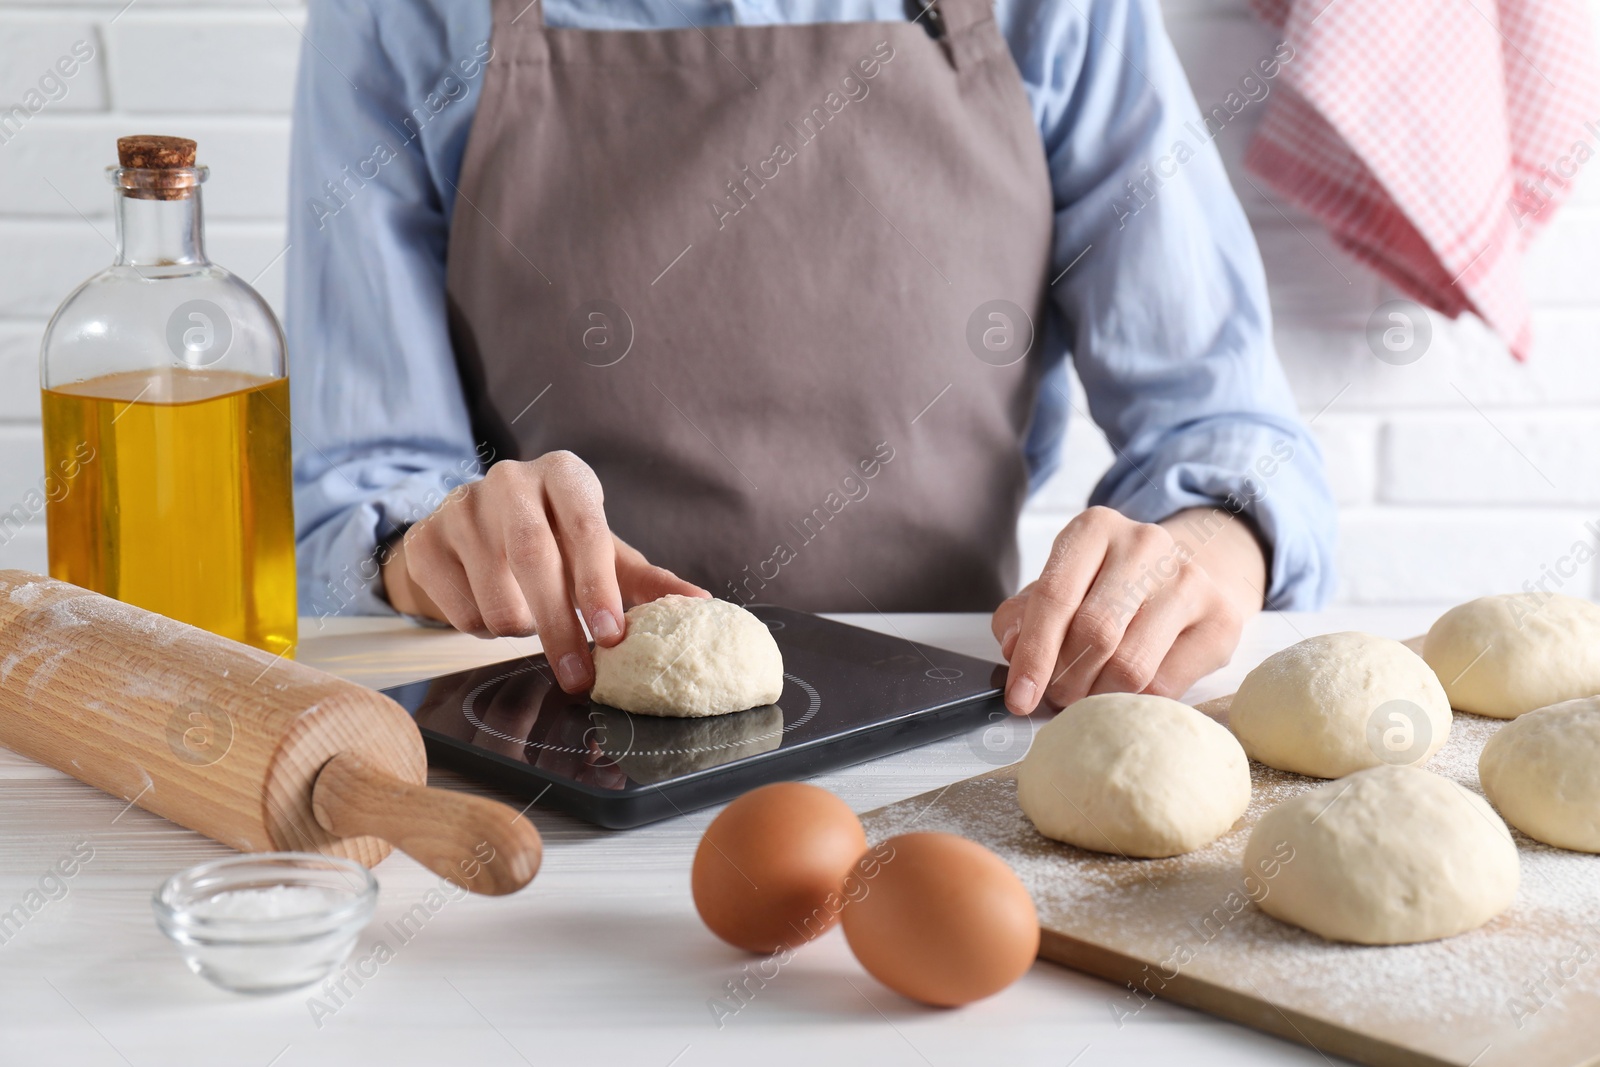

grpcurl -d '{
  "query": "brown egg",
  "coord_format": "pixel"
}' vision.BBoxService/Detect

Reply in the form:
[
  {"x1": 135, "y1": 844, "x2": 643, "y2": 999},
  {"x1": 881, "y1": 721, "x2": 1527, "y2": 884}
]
[
  {"x1": 692, "y1": 782, "x2": 868, "y2": 954},
  {"x1": 841, "y1": 832, "x2": 1038, "y2": 1006}
]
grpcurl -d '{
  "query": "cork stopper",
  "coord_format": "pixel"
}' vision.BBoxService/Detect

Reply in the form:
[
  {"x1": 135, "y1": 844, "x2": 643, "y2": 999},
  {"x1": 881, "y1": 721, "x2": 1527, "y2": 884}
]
[
  {"x1": 117, "y1": 135, "x2": 196, "y2": 170},
  {"x1": 114, "y1": 135, "x2": 202, "y2": 201}
]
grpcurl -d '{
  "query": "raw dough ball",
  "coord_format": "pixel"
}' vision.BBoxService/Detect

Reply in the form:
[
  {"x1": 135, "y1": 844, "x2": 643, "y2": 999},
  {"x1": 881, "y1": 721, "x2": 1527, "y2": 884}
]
[
  {"x1": 1229, "y1": 632, "x2": 1451, "y2": 778},
  {"x1": 1016, "y1": 693, "x2": 1250, "y2": 858},
  {"x1": 1423, "y1": 594, "x2": 1600, "y2": 719},
  {"x1": 591, "y1": 596, "x2": 783, "y2": 717},
  {"x1": 1480, "y1": 696, "x2": 1600, "y2": 852},
  {"x1": 1244, "y1": 765, "x2": 1519, "y2": 944}
]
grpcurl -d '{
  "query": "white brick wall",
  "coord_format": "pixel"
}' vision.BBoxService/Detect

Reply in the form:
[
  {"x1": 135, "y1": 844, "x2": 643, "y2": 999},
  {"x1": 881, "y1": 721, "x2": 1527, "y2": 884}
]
[
  {"x1": 1025, "y1": 0, "x2": 1600, "y2": 606},
  {"x1": 0, "y1": 0, "x2": 1595, "y2": 607},
  {"x1": 1038, "y1": 0, "x2": 1600, "y2": 606},
  {"x1": 0, "y1": 0, "x2": 302, "y2": 575}
]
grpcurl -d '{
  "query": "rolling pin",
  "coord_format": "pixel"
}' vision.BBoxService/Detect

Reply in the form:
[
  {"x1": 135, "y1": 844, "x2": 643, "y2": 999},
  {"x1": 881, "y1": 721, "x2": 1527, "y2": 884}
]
[{"x1": 0, "y1": 570, "x2": 541, "y2": 895}]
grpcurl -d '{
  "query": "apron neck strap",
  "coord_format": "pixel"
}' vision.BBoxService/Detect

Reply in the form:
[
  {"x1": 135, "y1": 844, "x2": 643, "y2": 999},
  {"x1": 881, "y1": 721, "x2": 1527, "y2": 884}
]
[
  {"x1": 492, "y1": 0, "x2": 546, "y2": 31},
  {"x1": 496, "y1": 0, "x2": 998, "y2": 38},
  {"x1": 906, "y1": 0, "x2": 1003, "y2": 67},
  {"x1": 489, "y1": 0, "x2": 1002, "y2": 69},
  {"x1": 907, "y1": 0, "x2": 994, "y2": 36},
  {"x1": 489, "y1": 0, "x2": 551, "y2": 61}
]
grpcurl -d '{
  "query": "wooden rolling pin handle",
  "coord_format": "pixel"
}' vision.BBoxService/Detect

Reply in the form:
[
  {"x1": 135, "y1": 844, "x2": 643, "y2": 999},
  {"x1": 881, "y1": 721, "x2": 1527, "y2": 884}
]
[{"x1": 311, "y1": 754, "x2": 543, "y2": 896}]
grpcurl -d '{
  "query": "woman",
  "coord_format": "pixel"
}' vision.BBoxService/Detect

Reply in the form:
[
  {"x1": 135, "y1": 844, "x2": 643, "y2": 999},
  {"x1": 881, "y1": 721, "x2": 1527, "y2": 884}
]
[{"x1": 288, "y1": 0, "x2": 1336, "y2": 716}]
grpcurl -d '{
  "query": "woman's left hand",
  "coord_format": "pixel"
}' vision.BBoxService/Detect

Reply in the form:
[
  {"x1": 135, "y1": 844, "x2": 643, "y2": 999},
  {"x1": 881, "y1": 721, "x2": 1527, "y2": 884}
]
[{"x1": 991, "y1": 506, "x2": 1267, "y2": 715}]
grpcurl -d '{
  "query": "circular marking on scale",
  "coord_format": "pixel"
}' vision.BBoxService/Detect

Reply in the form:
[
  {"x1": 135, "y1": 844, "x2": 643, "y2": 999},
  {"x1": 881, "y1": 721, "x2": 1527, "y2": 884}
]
[
  {"x1": 924, "y1": 667, "x2": 963, "y2": 681},
  {"x1": 764, "y1": 619, "x2": 786, "y2": 631},
  {"x1": 581, "y1": 705, "x2": 634, "y2": 769},
  {"x1": 458, "y1": 667, "x2": 821, "y2": 759},
  {"x1": 778, "y1": 673, "x2": 821, "y2": 734},
  {"x1": 459, "y1": 663, "x2": 568, "y2": 747}
]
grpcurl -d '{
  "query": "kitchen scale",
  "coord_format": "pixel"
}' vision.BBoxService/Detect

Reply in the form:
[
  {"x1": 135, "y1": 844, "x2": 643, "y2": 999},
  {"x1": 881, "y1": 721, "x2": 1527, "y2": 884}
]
[{"x1": 381, "y1": 605, "x2": 1008, "y2": 827}]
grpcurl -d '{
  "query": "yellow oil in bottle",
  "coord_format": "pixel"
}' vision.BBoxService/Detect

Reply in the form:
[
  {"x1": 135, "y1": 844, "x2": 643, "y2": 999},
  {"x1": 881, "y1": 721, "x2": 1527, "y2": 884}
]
[{"x1": 42, "y1": 367, "x2": 297, "y2": 656}]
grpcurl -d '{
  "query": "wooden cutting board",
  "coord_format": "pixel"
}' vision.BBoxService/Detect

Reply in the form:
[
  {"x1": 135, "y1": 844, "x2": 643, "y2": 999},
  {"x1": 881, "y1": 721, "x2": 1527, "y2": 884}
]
[{"x1": 861, "y1": 649, "x2": 1600, "y2": 1067}]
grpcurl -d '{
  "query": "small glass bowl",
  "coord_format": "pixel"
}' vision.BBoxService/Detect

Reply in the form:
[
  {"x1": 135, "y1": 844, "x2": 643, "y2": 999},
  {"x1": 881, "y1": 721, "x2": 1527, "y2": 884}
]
[{"x1": 153, "y1": 852, "x2": 378, "y2": 995}]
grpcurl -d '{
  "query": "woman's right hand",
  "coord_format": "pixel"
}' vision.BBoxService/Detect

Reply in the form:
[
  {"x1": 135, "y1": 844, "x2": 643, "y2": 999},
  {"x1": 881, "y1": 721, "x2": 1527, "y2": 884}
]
[{"x1": 379, "y1": 451, "x2": 709, "y2": 692}]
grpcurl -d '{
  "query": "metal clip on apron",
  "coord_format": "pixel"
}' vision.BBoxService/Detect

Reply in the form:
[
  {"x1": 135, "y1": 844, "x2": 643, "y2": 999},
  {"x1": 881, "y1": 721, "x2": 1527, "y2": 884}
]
[{"x1": 445, "y1": 0, "x2": 1054, "y2": 612}]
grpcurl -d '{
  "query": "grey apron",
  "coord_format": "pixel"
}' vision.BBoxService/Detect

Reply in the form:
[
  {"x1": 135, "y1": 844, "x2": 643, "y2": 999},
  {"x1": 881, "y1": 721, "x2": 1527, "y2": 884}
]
[{"x1": 446, "y1": 0, "x2": 1054, "y2": 611}]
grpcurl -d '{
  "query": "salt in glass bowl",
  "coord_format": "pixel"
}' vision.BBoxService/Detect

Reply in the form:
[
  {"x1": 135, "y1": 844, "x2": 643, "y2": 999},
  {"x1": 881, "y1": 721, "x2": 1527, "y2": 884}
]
[{"x1": 153, "y1": 852, "x2": 378, "y2": 994}]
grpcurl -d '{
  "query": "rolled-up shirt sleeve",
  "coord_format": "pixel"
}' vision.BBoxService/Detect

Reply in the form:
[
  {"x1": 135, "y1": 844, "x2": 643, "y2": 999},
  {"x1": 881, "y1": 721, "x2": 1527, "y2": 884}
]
[
  {"x1": 1010, "y1": 0, "x2": 1337, "y2": 609},
  {"x1": 287, "y1": 0, "x2": 489, "y2": 617}
]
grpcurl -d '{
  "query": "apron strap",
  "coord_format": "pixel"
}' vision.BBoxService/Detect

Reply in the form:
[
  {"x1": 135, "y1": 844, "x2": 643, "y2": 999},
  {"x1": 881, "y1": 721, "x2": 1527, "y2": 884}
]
[
  {"x1": 905, "y1": 0, "x2": 1006, "y2": 68},
  {"x1": 489, "y1": 0, "x2": 549, "y2": 60},
  {"x1": 491, "y1": 0, "x2": 543, "y2": 25},
  {"x1": 495, "y1": 0, "x2": 998, "y2": 41},
  {"x1": 492, "y1": 2, "x2": 999, "y2": 70}
]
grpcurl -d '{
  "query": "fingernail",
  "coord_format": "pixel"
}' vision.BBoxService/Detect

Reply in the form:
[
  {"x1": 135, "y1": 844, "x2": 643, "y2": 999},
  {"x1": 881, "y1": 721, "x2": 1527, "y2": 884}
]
[
  {"x1": 1008, "y1": 676, "x2": 1037, "y2": 713},
  {"x1": 591, "y1": 609, "x2": 621, "y2": 642},
  {"x1": 556, "y1": 652, "x2": 588, "y2": 691}
]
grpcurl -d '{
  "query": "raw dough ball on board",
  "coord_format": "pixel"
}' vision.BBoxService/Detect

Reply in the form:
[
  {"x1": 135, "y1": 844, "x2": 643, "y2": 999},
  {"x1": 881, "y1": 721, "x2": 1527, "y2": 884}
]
[
  {"x1": 1480, "y1": 696, "x2": 1600, "y2": 852},
  {"x1": 1423, "y1": 594, "x2": 1600, "y2": 719},
  {"x1": 1229, "y1": 632, "x2": 1451, "y2": 778},
  {"x1": 1244, "y1": 765, "x2": 1519, "y2": 945},
  {"x1": 1016, "y1": 693, "x2": 1250, "y2": 858},
  {"x1": 591, "y1": 596, "x2": 783, "y2": 718}
]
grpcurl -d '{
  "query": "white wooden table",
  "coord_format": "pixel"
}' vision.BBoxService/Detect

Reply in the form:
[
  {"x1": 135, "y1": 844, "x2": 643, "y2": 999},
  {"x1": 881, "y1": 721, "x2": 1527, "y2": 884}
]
[{"x1": 0, "y1": 606, "x2": 1447, "y2": 1067}]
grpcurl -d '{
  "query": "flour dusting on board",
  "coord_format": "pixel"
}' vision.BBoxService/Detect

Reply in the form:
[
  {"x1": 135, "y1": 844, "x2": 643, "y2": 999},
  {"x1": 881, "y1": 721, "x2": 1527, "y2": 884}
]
[{"x1": 863, "y1": 710, "x2": 1600, "y2": 1067}]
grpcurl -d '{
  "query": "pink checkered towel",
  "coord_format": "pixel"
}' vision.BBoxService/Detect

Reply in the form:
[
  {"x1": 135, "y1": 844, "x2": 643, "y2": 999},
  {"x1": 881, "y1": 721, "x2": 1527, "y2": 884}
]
[{"x1": 1246, "y1": 0, "x2": 1599, "y2": 359}]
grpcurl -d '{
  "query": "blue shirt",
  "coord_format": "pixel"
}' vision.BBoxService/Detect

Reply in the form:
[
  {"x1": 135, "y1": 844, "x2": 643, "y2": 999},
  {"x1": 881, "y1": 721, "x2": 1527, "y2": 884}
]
[{"x1": 287, "y1": 0, "x2": 1338, "y2": 618}]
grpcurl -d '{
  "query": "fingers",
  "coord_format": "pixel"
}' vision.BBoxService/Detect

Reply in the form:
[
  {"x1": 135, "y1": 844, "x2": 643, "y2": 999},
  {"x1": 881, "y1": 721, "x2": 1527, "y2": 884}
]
[
  {"x1": 1003, "y1": 510, "x2": 1115, "y2": 715},
  {"x1": 1044, "y1": 520, "x2": 1178, "y2": 707},
  {"x1": 1144, "y1": 604, "x2": 1243, "y2": 699},
  {"x1": 614, "y1": 537, "x2": 709, "y2": 606},
  {"x1": 396, "y1": 452, "x2": 707, "y2": 681},
  {"x1": 1086, "y1": 568, "x2": 1201, "y2": 696},
  {"x1": 401, "y1": 474, "x2": 538, "y2": 638},
  {"x1": 397, "y1": 453, "x2": 617, "y2": 695},
  {"x1": 991, "y1": 586, "x2": 1029, "y2": 661},
  {"x1": 382, "y1": 535, "x2": 447, "y2": 621},
  {"x1": 452, "y1": 487, "x2": 541, "y2": 640},
  {"x1": 1005, "y1": 507, "x2": 1254, "y2": 714},
  {"x1": 483, "y1": 462, "x2": 593, "y2": 692},
  {"x1": 401, "y1": 514, "x2": 493, "y2": 634},
  {"x1": 540, "y1": 453, "x2": 626, "y2": 647}
]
